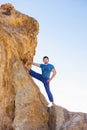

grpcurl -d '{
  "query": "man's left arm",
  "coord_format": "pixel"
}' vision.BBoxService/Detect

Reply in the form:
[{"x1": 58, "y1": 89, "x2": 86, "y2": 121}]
[{"x1": 47, "y1": 68, "x2": 57, "y2": 82}]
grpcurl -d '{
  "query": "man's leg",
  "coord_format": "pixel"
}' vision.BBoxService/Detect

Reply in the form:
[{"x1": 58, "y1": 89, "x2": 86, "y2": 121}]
[
  {"x1": 29, "y1": 69, "x2": 43, "y2": 82},
  {"x1": 43, "y1": 80, "x2": 54, "y2": 103},
  {"x1": 29, "y1": 69, "x2": 55, "y2": 105}
]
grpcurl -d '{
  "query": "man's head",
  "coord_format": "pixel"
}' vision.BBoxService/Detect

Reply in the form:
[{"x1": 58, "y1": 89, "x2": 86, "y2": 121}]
[{"x1": 43, "y1": 56, "x2": 49, "y2": 64}]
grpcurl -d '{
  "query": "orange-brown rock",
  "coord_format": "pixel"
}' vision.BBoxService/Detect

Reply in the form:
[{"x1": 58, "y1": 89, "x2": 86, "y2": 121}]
[{"x1": 0, "y1": 3, "x2": 49, "y2": 130}]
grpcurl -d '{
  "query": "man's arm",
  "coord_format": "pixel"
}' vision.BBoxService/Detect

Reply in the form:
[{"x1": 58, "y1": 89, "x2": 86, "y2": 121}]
[
  {"x1": 26, "y1": 60, "x2": 40, "y2": 67},
  {"x1": 24, "y1": 60, "x2": 40, "y2": 70},
  {"x1": 48, "y1": 68, "x2": 57, "y2": 82},
  {"x1": 32, "y1": 62, "x2": 40, "y2": 68}
]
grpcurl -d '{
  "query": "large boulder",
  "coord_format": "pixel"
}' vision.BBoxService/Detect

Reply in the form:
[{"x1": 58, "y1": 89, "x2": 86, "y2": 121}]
[
  {"x1": 49, "y1": 105, "x2": 87, "y2": 130},
  {"x1": 0, "y1": 3, "x2": 49, "y2": 130}
]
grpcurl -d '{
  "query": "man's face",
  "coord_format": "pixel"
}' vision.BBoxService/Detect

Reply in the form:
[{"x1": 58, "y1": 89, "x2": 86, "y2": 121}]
[{"x1": 43, "y1": 58, "x2": 49, "y2": 64}]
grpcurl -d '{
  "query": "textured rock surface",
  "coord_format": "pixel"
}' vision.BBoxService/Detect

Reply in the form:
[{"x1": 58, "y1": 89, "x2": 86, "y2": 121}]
[
  {"x1": 49, "y1": 105, "x2": 87, "y2": 130},
  {"x1": 0, "y1": 3, "x2": 87, "y2": 130},
  {"x1": 0, "y1": 3, "x2": 49, "y2": 130}
]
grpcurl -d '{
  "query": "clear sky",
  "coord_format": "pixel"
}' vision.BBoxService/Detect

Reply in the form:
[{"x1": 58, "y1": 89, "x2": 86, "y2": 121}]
[{"x1": 0, "y1": 0, "x2": 87, "y2": 113}]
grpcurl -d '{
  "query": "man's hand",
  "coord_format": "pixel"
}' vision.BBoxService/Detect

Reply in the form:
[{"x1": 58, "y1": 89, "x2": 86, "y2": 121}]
[
  {"x1": 24, "y1": 62, "x2": 29, "y2": 70},
  {"x1": 47, "y1": 78, "x2": 52, "y2": 83},
  {"x1": 47, "y1": 68, "x2": 56, "y2": 83},
  {"x1": 27, "y1": 60, "x2": 33, "y2": 65}
]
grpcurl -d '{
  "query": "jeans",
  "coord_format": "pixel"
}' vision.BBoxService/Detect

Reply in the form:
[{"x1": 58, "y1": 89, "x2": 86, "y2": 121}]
[{"x1": 29, "y1": 69, "x2": 54, "y2": 102}]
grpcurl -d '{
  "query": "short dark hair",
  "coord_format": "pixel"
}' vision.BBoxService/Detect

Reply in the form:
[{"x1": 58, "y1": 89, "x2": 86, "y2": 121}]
[{"x1": 43, "y1": 56, "x2": 49, "y2": 60}]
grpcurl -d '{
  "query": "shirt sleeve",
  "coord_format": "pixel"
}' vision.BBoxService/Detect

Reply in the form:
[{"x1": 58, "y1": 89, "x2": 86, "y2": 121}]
[
  {"x1": 40, "y1": 64, "x2": 44, "y2": 68},
  {"x1": 51, "y1": 64, "x2": 55, "y2": 70}
]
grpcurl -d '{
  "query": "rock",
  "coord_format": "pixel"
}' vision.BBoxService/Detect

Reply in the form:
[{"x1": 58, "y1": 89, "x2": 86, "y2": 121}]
[
  {"x1": 49, "y1": 105, "x2": 87, "y2": 130},
  {"x1": 0, "y1": 3, "x2": 49, "y2": 130}
]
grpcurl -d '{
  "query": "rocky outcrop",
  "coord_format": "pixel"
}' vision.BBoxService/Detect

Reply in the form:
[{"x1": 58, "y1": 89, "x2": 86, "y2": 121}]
[
  {"x1": 0, "y1": 3, "x2": 87, "y2": 130},
  {"x1": 0, "y1": 3, "x2": 49, "y2": 130},
  {"x1": 49, "y1": 106, "x2": 87, "y2": 130}
]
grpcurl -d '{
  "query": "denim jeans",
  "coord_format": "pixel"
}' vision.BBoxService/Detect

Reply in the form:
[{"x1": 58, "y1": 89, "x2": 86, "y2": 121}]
[{"x1": 29, "y1": 69, "x2": 54, "y2": 102}]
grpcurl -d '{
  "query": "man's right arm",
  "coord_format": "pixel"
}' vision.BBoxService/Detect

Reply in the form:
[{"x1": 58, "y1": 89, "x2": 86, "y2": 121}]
[
  {"x1": 32, "y1": 62, "x2": 40, "y2": 67},
  {"x1": 25, "y1": 60, "x2": 40, "y2": 69}
]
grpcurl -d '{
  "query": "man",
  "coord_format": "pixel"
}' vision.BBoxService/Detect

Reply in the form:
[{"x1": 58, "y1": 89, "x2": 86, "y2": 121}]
[{"x1": 25, "y1": 56, "x2": 56, "y2": 106}]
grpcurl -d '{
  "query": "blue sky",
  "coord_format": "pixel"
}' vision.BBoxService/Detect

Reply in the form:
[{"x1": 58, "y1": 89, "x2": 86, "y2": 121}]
[{"x1": 0, "y1": 0, "x2": 87, "y2": 113}]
